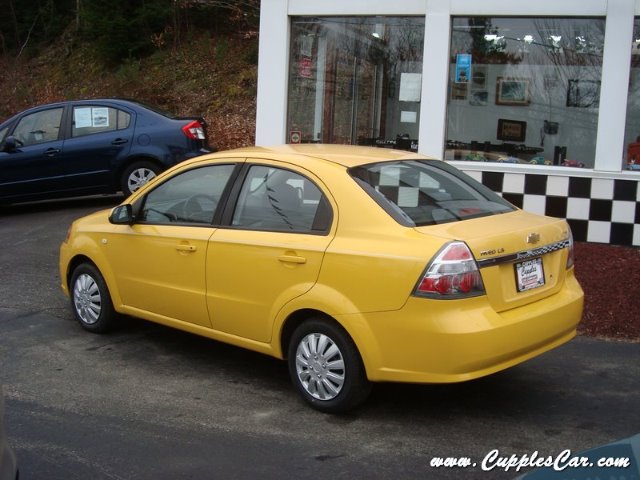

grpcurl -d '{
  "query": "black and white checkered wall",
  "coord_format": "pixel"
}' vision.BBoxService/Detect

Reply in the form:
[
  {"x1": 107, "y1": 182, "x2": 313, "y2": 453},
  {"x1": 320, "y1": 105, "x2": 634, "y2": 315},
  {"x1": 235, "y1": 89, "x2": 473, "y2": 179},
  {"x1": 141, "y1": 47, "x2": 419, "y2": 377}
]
[{"x1": 461, "y1": 170, "x2": 640, "y2": 247}]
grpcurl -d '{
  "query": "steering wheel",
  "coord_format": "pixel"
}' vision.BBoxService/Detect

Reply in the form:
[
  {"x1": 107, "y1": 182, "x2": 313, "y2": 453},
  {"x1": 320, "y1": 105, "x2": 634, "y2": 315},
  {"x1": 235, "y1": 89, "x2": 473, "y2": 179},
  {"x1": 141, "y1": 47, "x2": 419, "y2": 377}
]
[
  {"x1": 145, "y1": 207, "x2": 178, "y2": 222},
  {"x1": 181, "y1": 194, "x2": 217, "y2": 222}
]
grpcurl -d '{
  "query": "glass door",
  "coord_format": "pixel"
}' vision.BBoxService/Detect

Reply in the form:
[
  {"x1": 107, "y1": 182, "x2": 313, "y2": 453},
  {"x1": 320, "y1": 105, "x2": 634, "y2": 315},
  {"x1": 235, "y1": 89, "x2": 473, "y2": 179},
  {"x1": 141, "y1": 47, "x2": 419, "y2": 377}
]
[
  {"x1": 288, "y1": 17, "x2": 424, "y2": 150},
  {"x1": 322, "y1": 34, "x2": 380, "y2": 144}
]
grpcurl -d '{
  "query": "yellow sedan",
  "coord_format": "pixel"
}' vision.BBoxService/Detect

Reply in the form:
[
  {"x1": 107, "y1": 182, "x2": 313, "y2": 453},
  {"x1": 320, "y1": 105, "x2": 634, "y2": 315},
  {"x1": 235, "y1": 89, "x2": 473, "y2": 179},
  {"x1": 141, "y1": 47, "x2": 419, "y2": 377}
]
[{"x1": 60, "y1": 145, "x2": 584, "y2": 412}]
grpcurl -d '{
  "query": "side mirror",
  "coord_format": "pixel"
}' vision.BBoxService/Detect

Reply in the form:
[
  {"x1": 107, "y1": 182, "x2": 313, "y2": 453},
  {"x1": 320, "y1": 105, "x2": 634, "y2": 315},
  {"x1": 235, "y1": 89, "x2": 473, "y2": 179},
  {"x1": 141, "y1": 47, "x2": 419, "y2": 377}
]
[
  {"x1": 109, "y1": 204, "x2": 134, "y2": 225},
  {"x1": 3, "y1": 136, "x2": 21, "y2": 152}
]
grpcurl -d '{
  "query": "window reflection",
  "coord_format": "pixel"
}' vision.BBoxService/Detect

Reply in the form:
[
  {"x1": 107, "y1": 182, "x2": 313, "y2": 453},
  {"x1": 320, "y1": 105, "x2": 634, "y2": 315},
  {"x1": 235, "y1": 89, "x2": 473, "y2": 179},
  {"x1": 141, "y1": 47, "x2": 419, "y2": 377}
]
[
  {"x1": 287, "y1": 17, "x2": 424, "y2": 150},
  {"x1": 624, "y1": 18, "x2": 640, "y2": 171},
  {"x1": 446, "y1": 17, "x2": 605, "y2": 168}
]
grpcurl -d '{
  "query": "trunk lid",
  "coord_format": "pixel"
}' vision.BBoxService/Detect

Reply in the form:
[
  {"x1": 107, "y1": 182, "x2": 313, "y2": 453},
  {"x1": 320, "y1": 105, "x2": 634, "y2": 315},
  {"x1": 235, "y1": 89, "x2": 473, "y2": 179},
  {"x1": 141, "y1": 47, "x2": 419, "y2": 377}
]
[{"x1": 415, "y1": 210, "x2": 572, "y2": 312}]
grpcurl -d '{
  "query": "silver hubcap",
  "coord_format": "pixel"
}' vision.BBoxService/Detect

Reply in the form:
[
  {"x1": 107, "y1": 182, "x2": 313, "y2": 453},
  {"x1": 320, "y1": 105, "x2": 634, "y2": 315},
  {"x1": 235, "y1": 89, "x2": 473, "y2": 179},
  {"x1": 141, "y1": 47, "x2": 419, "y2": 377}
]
[
  {"x1": 127, "y1": 168, "x2": 156, "y2": 192},
  {"x1": 73, "y1": 274, "x2": 101, "y2": 325},
  {"x1": 295, "y1": 333, "x2": 345, "y2": 401}
]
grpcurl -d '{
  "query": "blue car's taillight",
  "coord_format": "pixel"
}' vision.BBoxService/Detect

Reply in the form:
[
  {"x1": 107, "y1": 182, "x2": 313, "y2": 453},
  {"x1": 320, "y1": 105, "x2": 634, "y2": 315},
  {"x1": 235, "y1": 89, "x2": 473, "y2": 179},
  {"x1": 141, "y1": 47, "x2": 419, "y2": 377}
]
[{"x1": 182, "y1": 120, "x2": 205, "y2": 140}]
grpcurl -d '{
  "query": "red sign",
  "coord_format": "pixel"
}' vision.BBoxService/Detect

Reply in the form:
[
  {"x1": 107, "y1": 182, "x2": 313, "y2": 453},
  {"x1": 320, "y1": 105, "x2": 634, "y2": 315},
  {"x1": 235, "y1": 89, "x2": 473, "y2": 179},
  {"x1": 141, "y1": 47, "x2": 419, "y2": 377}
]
[
  {"x1": 298, "y1": 57, "x2": 313, "y2": 78},
  {"x1": 290, "y1": 131, "x2": 302, "y2": 144}
]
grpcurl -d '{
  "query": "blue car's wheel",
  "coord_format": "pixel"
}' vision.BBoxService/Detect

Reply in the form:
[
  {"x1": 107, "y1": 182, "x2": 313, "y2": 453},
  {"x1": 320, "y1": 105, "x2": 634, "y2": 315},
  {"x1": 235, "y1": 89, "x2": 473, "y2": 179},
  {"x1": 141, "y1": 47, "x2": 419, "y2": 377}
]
[{"x1": 121, "y1": 161, "x2": 159, "y2": 195}]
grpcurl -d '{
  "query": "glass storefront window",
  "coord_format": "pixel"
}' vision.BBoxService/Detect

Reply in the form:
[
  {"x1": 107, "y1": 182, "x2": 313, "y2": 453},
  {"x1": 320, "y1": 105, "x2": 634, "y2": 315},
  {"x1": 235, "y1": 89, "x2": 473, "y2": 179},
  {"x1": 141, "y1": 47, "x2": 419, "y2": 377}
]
[
  {"x1": 446, "y1": 17, "x2": 605, "y2": 168},
  {"x1": 287, "y1": 17, "x2": 424, "y2": 150},
  {"x1": 624, "y1": 18, "x2": 640, "y2": 171}
]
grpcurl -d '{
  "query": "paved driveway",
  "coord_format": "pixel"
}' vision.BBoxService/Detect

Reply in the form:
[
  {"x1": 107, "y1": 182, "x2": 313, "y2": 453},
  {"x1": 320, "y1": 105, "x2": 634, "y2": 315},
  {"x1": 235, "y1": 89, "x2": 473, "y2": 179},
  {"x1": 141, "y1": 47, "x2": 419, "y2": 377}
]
[{"x1": 1, "y1": 197, "x2": 639, "y2": 479}]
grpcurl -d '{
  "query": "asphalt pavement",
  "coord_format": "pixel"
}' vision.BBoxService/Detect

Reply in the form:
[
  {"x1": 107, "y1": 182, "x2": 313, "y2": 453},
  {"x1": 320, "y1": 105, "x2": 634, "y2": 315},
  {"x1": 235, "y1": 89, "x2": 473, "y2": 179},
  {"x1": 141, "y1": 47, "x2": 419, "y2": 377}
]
[{"x1": 0, "y1": 196, "x2": 639, "y2": 480}]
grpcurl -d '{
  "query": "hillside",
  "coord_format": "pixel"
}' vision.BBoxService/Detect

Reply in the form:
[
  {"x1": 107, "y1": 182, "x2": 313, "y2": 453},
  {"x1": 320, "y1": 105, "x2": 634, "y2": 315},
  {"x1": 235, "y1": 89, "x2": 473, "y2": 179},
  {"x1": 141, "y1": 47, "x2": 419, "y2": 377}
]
[{"x1": 0, "y1": 30, "x2": 258, "y2": 151}]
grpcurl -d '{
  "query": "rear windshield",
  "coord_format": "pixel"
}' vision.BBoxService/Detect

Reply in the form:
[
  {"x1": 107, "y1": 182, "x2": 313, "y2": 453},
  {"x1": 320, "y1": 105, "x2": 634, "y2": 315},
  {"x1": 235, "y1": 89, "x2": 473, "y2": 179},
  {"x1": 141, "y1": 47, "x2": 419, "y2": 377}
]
[{"x1": 349, "y1": 160, "x2": 515, "y2": 226}]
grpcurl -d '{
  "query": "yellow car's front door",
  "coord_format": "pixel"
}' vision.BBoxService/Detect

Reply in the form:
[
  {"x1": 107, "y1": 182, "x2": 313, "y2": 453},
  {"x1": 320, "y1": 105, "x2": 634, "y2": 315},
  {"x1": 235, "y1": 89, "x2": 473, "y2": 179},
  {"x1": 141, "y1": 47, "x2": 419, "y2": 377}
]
[
  {"x1": 106, "y1": 163, "x2": 239, "y2": 328},
  {"x1": 205, "y1": 163, "x2": 335, "y2": 342},
  {"x1": 109, "y1": 224, "x2": 215, "y2": 327}
]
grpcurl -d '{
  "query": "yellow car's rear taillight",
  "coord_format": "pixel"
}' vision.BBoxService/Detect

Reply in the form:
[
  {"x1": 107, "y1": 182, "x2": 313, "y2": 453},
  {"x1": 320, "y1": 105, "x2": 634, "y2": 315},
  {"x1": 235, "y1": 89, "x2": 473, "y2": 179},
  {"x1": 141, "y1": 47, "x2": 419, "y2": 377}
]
[
  {"x1": 566, "y1": 229, "x2": 575, "y2": 269},
  {"x1": 414, "y1": 241, "x2": 485, "y2": 299}
]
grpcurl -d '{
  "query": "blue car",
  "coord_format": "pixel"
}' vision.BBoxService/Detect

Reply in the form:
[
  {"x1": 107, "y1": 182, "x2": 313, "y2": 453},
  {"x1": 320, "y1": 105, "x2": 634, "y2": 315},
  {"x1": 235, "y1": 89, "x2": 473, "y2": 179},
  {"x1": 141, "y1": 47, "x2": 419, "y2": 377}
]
[{"x1": 0, "y1": 99, "x2": 212, "y2": 204}]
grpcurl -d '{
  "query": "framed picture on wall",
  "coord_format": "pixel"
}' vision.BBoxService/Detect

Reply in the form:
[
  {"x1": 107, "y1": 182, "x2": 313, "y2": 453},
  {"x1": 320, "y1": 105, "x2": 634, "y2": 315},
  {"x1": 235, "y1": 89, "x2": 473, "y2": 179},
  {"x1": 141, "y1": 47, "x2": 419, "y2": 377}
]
[
  {"x1": 566, "y1": 79, "x2": 601, "y2": 108},
  {"x1": 470, "y1": 90, "x2": 488, "y2": 106},
  {"x1": 497, "y1": 118, "x2": 527, "y2": 142},
  {"x1": 470, "y1": 65, "x2": 488, "y2": 106},
  {"x1": 472, "y1": 65, "x2": 488, "y2": 89},
  {"x1": 495, "y1": 77, "x2": 531, "y2": 106},
  {"x1": 451, "y1": 81, "x2": 468, "y2": 100}
]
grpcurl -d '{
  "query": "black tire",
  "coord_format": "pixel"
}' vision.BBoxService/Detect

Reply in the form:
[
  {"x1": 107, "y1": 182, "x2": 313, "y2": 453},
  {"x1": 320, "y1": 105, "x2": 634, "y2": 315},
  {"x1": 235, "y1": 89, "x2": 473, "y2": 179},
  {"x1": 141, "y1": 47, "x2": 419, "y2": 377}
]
[
  {"x1": 121, "y1": 160, "x2": 160, "y2": 195},
  {"x1": 288, "y1": 318, "x2": 372, "y2": 413},
  {"x1": 69, "y1": 263, "x2": 117, "y2": 333}
]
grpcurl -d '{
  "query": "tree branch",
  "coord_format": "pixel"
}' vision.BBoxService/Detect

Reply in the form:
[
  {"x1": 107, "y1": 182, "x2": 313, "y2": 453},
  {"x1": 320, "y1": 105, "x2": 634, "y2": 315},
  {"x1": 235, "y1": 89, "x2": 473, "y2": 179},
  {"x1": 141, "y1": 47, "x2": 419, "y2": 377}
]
[{"x1": 16, "y1": 14, "x2": 40, "y2": 59}]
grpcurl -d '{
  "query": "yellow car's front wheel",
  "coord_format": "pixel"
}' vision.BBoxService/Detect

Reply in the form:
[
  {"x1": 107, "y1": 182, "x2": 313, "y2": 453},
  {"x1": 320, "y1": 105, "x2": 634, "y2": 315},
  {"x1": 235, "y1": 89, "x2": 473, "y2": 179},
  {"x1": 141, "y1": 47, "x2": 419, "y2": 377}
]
[
  {"x1": 70, "y1": 263, "x2": 117, "y2": 334},
  {"x1": 288, "y1": 318, "x2": 371, "y2": 413}
]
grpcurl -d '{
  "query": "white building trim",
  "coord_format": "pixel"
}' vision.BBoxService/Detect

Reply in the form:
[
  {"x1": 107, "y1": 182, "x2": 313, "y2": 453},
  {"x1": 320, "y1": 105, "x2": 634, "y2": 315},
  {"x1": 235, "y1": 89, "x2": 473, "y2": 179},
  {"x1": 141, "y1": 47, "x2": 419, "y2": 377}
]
[
  {"x1": 594, "y1": 0, "x2": 635, "y2": 172},
  {"x1": 255, "y1": 0, "x2": 290, "y2": 146}
]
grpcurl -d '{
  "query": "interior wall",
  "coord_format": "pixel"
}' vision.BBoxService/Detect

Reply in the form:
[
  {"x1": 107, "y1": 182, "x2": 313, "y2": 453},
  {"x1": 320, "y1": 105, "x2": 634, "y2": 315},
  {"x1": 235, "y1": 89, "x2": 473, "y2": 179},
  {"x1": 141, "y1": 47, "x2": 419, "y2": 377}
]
[{"x1": 447, "y1": 64, "x2": 605, "y2": 167}]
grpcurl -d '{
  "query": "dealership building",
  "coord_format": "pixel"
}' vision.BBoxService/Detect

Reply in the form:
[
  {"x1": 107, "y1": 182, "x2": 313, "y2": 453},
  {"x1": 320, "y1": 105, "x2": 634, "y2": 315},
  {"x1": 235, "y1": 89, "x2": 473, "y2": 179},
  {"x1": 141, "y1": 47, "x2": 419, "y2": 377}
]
[{"x1": 255, "y1": 0, "x2": 640, "y2": 246}]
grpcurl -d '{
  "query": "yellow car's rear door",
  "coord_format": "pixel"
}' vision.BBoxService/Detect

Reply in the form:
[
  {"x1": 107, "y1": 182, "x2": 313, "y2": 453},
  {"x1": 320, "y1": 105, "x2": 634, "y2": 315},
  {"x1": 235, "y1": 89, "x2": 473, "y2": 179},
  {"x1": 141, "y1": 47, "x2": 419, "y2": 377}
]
[{"x1": 205, "y1": 162, "x2": 335, "y2": 342}]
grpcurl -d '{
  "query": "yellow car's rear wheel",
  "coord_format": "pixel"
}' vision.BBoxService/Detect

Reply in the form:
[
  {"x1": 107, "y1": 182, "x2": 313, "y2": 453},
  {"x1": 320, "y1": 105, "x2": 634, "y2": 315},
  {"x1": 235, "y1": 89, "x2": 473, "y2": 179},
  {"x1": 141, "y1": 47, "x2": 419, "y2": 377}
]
[{"x1": 288, "y1": 318, "x2": 371, "y2": 413}]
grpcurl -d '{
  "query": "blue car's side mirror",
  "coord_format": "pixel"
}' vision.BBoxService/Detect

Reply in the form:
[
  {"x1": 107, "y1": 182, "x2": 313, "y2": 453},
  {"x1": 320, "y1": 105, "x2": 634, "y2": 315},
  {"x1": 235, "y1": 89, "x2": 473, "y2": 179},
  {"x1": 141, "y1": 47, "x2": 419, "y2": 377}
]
[{"x1": 3, "y1": 136, "x2": 22, "y2": 152}]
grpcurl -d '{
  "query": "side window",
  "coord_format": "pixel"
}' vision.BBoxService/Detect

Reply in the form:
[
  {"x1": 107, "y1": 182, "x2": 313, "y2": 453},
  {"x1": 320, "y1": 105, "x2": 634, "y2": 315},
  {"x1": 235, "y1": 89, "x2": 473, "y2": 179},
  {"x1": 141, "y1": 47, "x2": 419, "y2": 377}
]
[
  {"x1": 13, "y1": 108, "x2": 63, "y2": 146},
  {"x1": 117, "y1": 109, "x2": 131, "y2": 129},
  {"x1": 140, "y1": 164, "x2": 236, "y2": 225},
  {"x1": 232, "y1": 165, "x2": 331, "y2": 233},
  {"x1": 72, "y1": 106, "x2": 130, "y2": 138}
]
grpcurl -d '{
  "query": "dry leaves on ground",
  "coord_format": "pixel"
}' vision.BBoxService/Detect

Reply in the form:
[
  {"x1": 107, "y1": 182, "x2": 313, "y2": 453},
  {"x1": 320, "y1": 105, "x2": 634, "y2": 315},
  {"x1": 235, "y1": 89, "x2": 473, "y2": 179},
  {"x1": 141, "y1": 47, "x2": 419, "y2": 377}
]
[{"x1": 574, "y1": 242, "x2": 640, "y2": 342}]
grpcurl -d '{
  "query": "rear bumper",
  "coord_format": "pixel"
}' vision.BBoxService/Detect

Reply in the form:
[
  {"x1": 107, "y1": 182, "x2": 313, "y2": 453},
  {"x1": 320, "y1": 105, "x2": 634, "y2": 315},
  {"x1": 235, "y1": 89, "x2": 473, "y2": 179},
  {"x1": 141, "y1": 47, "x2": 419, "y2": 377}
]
[{"x1": 342, "y1": 271, "x2": 584, "y2": 383}]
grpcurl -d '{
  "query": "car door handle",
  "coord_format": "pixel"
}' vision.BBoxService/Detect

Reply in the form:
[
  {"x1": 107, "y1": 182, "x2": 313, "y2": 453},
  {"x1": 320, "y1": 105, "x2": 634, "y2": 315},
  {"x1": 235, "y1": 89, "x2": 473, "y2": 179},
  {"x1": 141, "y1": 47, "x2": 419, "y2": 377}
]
[
  {"x1": 278, "y1": 254, "x2": 306, "y2": 264},
  {"x1": 44, "y1": 148, "x2": 60, "y2": 157},
  {"x1": 111, "y1": 138, "x2": 129, "y2": 145},
  {"x1": 175, "y1": 244, "x2": 197, "y2": 253}
]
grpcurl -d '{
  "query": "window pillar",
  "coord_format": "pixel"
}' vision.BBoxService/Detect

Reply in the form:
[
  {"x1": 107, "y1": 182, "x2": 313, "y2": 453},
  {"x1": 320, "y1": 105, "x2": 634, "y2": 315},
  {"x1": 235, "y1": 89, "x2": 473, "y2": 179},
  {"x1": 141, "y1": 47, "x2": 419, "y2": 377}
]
[
  {"x1": 594, "y1": 0, "x2": 635, "y2": 172},
  {"x1": 256, "y1": 0, "x2": 290, "y2": 146},
  {"x1": 419, "y1": 0, "x2": 451, "y2": 157}
]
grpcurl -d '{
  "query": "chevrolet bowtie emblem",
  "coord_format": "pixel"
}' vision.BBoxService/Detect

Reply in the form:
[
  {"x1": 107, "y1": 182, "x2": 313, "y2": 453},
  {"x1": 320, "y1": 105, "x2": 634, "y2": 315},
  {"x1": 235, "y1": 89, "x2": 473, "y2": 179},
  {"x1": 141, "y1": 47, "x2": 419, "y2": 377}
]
[{"x1": 526, "y1": 232, "x2": 541, "y2": 244}]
